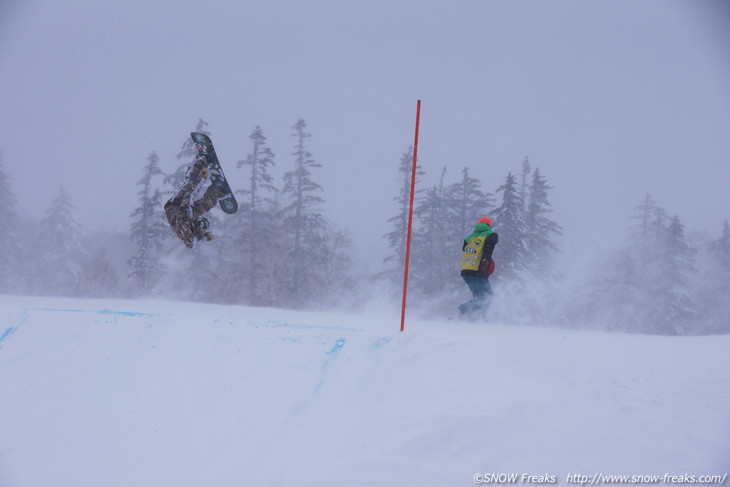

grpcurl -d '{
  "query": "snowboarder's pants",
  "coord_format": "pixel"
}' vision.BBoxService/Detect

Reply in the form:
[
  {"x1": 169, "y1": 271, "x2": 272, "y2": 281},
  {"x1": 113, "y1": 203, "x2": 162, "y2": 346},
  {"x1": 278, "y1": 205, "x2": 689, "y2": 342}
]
[
  {"x1": 459, "y1": 276, "x2": 493, "y2": 315},
  {"x1": 164, "y1": 186, "x2": 221, "y2": 248}
]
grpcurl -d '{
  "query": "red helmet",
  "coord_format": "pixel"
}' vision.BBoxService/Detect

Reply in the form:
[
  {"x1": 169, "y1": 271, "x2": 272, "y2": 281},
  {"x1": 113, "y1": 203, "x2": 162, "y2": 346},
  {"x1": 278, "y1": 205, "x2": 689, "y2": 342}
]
[{"x1": 478, "y1": 217, "x2": 492, "y2": 226}]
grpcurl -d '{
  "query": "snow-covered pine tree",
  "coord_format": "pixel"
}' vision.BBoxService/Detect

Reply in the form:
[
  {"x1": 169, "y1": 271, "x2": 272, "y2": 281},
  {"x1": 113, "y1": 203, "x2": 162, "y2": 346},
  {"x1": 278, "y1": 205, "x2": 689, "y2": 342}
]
[
  {"x1": 383, "y1": 146, "x2": 425, "y2": 284},
  {"x1": 34, "y1": 186, "x2": 88, "y2": 296},
  {"x1": 633, "y1": 194, "x2": 667, "y2": 241},
  {"x1": 0, "y1": 153, "x2": 22, "y2": 292},
  {"x1": 226, "y1": 125, "x2": 279, "y2": 305},
  {"x1": 447, "y1": 166, "x2": 496, "y2": 237},
  {"x1": 518, "y1": 157, "x2": 532, "y2": 214},
  {"x1": 710, "y1": 220, "x2": 730, "y2": 274},
  {"x1": 128, "y1": 151, "x2": 169, "y2": 295},
  {"x1": 524, "y1": 167, "x2": 562, "y2": 279},
  {"x1": 655, "y1": 215, "x2": 699, "y2": 334},
  {"x1": 280, "y1": 119, "x2": 328, "y2": 307},
  {"x1": 628, "y1": 195, "x2": 667, "y2": 332},
  {"x1": 701, "y1": 220, "x2": 730, "y2": 333},
  {"x1": 622, "y1": 197, "x2": 698, "y2": 334},
  {"x1": 411, "y1": 167, "x2": 454, "y2": 298},
  {"x1": 493, "y1": 171, "x2": 528, "y2": 282},
  {"x1": 573, "y1": 195, "x2": 662, "y2": 333},
  {"x1": 632, "y1": 194, "x2": 655, "y2": 240}
]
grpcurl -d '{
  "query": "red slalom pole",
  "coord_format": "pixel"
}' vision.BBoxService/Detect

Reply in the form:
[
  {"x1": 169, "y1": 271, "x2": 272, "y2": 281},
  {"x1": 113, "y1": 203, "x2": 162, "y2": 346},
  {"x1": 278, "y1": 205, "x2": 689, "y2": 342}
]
[{"x1": 400, "y1": 100, "x2": 421, "y2": 332}]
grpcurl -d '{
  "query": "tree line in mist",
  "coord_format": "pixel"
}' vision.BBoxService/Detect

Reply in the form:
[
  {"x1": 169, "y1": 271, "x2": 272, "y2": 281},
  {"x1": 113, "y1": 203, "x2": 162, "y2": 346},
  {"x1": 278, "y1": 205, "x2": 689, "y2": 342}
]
[
  {"x1": 380, "y1": 150, "x2": 729, "y2": 336},
  {"x1": 0, "y1": 118, "x2": 728, "y2": 335}
]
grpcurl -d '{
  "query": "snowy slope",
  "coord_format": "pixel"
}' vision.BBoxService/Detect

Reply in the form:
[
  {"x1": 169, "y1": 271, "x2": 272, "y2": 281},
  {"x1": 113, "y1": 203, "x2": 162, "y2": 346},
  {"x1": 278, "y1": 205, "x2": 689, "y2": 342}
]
[{"x1": 1, "y1": 296, "x2": 729, "y2": 487}]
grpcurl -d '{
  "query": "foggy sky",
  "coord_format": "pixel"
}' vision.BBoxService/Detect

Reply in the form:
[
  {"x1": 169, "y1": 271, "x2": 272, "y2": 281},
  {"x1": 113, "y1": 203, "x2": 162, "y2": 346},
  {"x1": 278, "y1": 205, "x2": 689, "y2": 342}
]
[{"x1": 1, "y1": 0, "x2": 729, "y2": 264}]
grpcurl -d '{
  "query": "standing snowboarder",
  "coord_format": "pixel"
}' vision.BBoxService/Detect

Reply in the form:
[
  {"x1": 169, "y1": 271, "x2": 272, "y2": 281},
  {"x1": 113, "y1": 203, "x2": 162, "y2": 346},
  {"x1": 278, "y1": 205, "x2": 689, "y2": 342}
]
[{"x1": 458, "y1": 217, "x2": 499, "y2": 317}]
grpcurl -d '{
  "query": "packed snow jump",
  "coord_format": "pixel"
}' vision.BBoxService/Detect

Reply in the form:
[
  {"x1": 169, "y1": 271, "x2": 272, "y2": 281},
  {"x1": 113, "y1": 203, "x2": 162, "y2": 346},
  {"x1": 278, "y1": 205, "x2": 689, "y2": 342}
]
[{"x1": 164, "y1": 132, "x2": 238, "y2": 248}]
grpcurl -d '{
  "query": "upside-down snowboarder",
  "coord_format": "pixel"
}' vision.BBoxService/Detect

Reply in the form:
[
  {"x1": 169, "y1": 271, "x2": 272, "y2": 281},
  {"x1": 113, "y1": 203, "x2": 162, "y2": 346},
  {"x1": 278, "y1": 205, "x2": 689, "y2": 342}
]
[
  {"x1": 458, "y1": 217, "x2": 499, "y2": 318},
  {"x1": 164, "y1": 133, "x2": 238, "y2": 248}
]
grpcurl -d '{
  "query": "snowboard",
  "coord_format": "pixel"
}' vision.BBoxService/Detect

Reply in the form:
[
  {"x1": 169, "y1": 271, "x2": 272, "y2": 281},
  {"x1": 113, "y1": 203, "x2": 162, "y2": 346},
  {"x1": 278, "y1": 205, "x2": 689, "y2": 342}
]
[{"x1": 190, "y1": 132, "x2": 238, "y2": 214}]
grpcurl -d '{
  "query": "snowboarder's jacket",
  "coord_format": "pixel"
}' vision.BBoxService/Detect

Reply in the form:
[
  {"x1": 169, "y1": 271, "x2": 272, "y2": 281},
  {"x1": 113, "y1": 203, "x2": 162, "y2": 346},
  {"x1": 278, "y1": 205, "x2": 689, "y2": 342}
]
[
  {"x1": 174, "y1": 155, "x2": 211, "y2": 215},
  {"x1": 460, "y1": 222, "x2": 498, "y2": 277},
  {"x1": 164, "y1": 155, "x2": 224, "y2": 248}
]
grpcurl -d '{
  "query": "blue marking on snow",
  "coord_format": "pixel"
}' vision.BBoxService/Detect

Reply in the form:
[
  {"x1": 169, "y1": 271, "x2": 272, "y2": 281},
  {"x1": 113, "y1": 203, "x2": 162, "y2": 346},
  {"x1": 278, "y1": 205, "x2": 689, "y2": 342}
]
[
  {"x1": 35, "y1": 307, "x2": 83, "y2": 313},
  {"x1": 98, "y1": 308, "x2": 154, "y2": 318},
  {"x1": 327, "y1": 338, "x2": 346, "y2": 354},
  {"x1": 0, "y1": 310, "x2": 30, "y2": 350},
  {"x1": 372, "y1": 337, "x2": 390, "y2": 349},
  {"x1": 31, "y1": 307, "x2": 155, "y2": 318},
  {"x1": 311, "y1": 338, "x2": 348, "y2": 394},
  {"x1": 0, "y1": 307, "x2": 157, "y2": 351},
  {"x1": 0, "y1": 327, "x2": 14, "y2": 344},
  {"x1": 272, "y1": 322, "x2": 360, "y2": 332}
]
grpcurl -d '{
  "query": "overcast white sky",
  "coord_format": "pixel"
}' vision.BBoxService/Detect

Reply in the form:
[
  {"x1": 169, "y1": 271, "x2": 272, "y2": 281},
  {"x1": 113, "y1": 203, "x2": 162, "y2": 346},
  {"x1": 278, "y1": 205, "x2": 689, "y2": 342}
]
[{"x1": 1, "y1": 0, "x2": 729, "y2": 262}]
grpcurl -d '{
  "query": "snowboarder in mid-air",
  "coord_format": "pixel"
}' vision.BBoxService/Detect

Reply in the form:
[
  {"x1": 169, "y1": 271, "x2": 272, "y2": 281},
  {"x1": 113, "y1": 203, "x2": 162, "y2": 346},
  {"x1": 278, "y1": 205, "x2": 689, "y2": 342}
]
[
  {"x1": 458, "y1": 217, "x2": 499, "y2": 318},
  {"x1": 165, "y1": 133, "x2": 237, "y2": 248}
]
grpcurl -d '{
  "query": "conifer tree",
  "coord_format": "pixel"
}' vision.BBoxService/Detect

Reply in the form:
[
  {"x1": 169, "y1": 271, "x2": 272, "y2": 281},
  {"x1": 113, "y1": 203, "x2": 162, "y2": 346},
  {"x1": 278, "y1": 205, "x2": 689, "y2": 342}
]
[
  {"x1": 128, "y1": 151, "x2": 168, "y2": 294},
  {"x1": 578, "y1": 195, "x2": 658, "y2": 333},
  {"x1": 447, "y1": 166, "x2": 496, "y2": 236},
  {"x1": 598, "y1": 196, "x2": 700, "y2": 335},
  {"x1": 384, "y1": 146, "x2": 425, "y2": 282},
  {"x1": 518, "y1": 157, "x2": 532, "y2": 214},
  {"x1": 0, "y1": 154, "x2": 22, "y2": 292},
  {"x1": 35, "y1": 186, "x2": 88, "y2": 296},
  {"x1": 709, "y1": 220, "x2": 730, "y2": 274},
  {"x1": 493, "y1": 171, "x2": 528, "y2": 281},
  {"x1": 412, "y1": 167, "x2": 454, "y2": 297},
  {"x1": 239, "y1": 126, "x2": 277, "y2": 216},
  {"x1": 701, "y1": 220, "x2": 730, "y2": 333},
  {"x1": 629, "y1": 196, "x2": 669, "y2": 332},
  {"x1": 280, "y1": 119, "x2": 327, "y2": 307},
  {"x1": 227, "y1": 125, "x2": 279, "y2": 305},
  {"x1": 524, "y1": 167, "x2": 562, "y2": 279},
  {"x1": 647, "y1": 215, "x2": 699, "y2": 334},
  {"x1": 633, "y1": 193, "x2": 657, "y2": 238}
]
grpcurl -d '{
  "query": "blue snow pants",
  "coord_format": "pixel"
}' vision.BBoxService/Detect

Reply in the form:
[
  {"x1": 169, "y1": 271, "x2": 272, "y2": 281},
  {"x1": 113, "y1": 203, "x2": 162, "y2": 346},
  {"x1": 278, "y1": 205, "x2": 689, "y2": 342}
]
[{"x1": 458, "y1": 276, "x2": 493, "y2": 316}]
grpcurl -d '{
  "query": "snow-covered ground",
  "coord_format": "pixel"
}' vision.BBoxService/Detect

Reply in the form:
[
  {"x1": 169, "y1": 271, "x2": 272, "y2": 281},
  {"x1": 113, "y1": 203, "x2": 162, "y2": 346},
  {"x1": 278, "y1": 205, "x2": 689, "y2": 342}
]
[{"x1": 1, "y1": 295, "x2": 729, "y2": 487}]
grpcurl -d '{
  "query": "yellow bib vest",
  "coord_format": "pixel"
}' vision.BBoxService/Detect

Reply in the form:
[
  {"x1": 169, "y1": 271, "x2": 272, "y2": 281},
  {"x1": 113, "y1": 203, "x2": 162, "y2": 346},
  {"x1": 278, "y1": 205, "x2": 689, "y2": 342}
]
[{"x1": 461, "y1": 235, "x2": 487, "y2": 273}]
